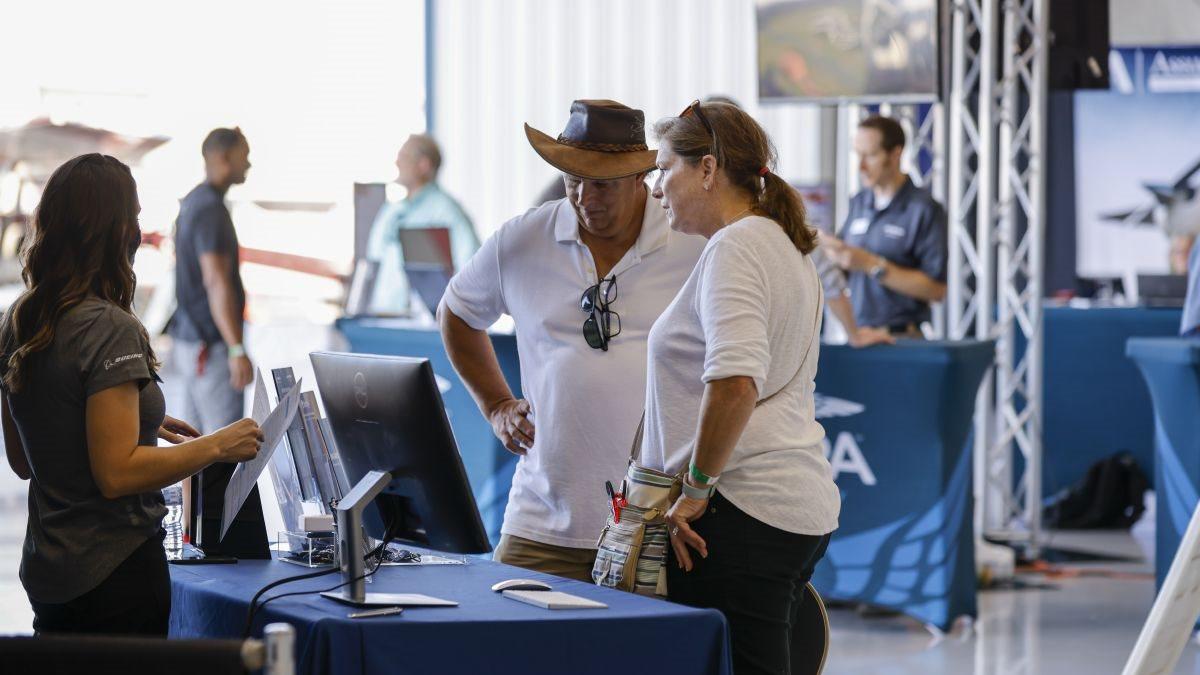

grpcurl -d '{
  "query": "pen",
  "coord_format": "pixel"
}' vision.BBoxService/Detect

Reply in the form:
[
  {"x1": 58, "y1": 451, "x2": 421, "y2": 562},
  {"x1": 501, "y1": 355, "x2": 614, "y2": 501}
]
[{"x1": 348, "y1": 606, "x2": 404, "y2": 619}]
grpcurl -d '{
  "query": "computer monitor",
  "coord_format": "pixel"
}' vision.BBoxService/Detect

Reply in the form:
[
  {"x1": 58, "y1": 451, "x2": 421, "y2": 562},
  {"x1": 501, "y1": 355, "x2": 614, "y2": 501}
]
[
  {"x1": 1137, "y1": 274, "x2": 1188, "y2": 308},
  {"x1": 309, "y1": 351, "x2": 490, "y2": 555},
  {"x1": 398, "y1": 228, "x2": 454, "y2": 314}
]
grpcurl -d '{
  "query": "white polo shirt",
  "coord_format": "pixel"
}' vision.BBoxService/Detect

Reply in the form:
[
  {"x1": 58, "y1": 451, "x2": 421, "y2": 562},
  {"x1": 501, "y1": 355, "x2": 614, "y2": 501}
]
[{"x1": 442, "y1": 193, "x2": 706, "y2": 548}]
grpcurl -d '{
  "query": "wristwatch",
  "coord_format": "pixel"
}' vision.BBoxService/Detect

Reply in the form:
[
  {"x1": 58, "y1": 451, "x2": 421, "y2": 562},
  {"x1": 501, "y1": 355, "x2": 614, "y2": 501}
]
[
  {"x1": 869, "y1": 258, "x2": 889, "y2": 281},
  {"x1": 228, "y1": 343, "x2": 246, "y2": 359}
]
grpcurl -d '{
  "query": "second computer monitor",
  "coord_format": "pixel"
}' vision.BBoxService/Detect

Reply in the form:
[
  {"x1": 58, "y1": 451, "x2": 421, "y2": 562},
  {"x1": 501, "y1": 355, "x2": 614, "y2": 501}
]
[
  {"x1": 310, "y1": 351, "x2": 491, "y2": 554},
  {"x1": 398, "y1": 227, "x2": 454, "y2": 314}
]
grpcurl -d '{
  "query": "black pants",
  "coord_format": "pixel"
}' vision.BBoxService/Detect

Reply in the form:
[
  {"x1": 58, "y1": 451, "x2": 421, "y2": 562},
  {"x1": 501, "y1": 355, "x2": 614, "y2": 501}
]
[
  {"x1": 30, "y1": 530, "x2": 171, "y2": 636},
  {"x1": 668, "y1": 491, "x2": 831, "y2": 675}
]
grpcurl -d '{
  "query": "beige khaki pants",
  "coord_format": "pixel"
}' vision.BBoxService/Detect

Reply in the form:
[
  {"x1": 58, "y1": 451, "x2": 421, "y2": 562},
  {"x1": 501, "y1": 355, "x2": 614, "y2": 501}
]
[{"x1": 493, "y1": 534, "x2": 597, "y2": 582}]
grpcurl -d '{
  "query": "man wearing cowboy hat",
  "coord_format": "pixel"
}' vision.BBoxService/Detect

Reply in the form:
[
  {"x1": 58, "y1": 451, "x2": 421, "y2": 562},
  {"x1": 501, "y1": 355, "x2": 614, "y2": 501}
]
[{"x1": 438, "y1": 100, "x2": 705, "y2": 580}]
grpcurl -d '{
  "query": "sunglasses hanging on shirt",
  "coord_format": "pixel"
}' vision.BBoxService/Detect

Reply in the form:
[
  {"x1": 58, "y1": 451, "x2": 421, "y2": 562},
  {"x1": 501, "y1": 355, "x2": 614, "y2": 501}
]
[{"x1": 580, "y1": 275, "x2": 621, "y2": 351}]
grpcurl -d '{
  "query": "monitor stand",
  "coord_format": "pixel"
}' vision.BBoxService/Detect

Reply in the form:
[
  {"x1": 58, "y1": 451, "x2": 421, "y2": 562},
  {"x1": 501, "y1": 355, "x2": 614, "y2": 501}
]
[{"x1": 320, "y1": 470, "x2": 457, "y2": 608}]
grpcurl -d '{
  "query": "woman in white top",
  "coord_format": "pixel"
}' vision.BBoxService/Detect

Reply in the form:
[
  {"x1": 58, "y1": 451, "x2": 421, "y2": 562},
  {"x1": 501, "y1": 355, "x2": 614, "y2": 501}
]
[{"x1": 644, "y1": 101, "x2": 841, "y2": 674}]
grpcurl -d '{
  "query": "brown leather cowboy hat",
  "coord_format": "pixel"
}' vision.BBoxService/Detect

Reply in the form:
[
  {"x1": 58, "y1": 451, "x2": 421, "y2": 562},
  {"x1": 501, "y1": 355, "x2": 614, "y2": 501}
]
[{"x1": 524, "y1": 99, "x2": 657, "y2": 180}]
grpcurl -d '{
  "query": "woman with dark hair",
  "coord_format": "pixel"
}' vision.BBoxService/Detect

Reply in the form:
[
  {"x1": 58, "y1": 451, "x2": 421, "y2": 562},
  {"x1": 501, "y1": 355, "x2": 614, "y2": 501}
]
[
  {"x1": 0, "y1": 153, "x2": 263, "y2": 636},
  {"x1": 644, "y1": 102, "x2": 840, "y2": 674}
]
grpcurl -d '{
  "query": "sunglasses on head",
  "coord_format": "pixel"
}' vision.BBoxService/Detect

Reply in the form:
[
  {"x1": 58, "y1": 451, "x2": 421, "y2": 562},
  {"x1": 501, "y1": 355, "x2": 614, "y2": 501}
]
[
  {"x1": 580, "y1": 275, "x2": 621, "y2": 351},
  {"x1": 679, "y1": 99, "x2": 719, "y2": 159}
]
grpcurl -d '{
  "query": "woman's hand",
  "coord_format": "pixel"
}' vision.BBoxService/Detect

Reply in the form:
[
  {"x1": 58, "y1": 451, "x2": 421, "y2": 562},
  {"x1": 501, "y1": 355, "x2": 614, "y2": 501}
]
[
  {"x1": 209, "y1": 418, "x2": 264, "y2": 463},
  {"x1": 666, "y1": 492, "x2": 710, "y2": 572},
  {"x1": 158, "y1": 415, "x2": 202, "y2": 444}
]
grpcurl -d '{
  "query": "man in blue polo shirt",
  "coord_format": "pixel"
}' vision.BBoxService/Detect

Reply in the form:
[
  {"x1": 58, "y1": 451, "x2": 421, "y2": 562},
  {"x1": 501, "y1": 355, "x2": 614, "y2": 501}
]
[{"x1": 824, "y1": 115, "x2": 948, "y2": 337}]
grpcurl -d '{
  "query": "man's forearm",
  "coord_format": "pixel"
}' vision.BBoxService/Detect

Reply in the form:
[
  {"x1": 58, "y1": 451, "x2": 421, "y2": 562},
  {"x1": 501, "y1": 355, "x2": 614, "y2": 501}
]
[
  {"x1": 205, "y1": 278, "x2": 244, "y2": 347},
  {"x1": 438, "y1": 307, "x2": 516, "y2": 418},
  {"x1": 880, "y1": 263, "x2": 946, "y2": 303}
]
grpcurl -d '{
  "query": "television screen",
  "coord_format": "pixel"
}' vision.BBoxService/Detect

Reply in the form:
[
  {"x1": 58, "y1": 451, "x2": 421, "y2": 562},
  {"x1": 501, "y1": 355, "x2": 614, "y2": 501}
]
[{"x1": 757, "y1": 0, "x2": 940, "y2": 102}]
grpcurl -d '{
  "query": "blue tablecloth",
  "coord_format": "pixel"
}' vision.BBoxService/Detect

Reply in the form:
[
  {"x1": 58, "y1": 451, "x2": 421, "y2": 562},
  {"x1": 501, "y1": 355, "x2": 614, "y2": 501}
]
[
  {"x1": 336, "y1": 318, "x2": 520, "y2": 545},
  {"x1": 170, "y1": 554, "x2": 731, "y2": 675},
  {"x1": 1126, "y1": 338, "x2": 1200, "y2": 590},
  {"x1": 1041, "y1": 306, "x2": 1182, "y2": 497},
  {"x1": 810, "y1": 340, "x2": 994, "y2": 630}
]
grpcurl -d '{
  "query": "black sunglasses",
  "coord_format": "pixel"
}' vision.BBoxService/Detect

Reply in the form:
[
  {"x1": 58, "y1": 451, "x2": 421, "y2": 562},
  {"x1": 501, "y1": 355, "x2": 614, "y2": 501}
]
[
  {"x1": 580, "y1": 276, "x2": 621, "y2": 351},
  {"x1": 680, "y1": 99, "x2": 719, "y2": 159}
]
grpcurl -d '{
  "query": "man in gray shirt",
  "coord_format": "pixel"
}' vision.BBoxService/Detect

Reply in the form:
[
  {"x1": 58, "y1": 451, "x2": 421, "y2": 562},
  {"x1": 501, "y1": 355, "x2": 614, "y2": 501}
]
[
  {"x1": 169, "y1": 127, "x2": 253, "y2": 432},
  {"x1": 824, "y1": 115, "x2": 948, "y2": 336}
]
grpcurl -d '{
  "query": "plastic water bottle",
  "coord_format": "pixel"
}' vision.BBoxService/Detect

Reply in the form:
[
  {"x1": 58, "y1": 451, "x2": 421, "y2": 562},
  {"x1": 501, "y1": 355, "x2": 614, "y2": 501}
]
[{"x1": 162, "y1": 484, "x2": 184, "y2": 557}]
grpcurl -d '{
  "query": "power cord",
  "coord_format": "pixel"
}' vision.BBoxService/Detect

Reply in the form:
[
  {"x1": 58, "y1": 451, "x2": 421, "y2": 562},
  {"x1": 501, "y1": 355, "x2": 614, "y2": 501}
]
[{"x1": 242, "y1": 518, "x2": 399, "y2": 638}]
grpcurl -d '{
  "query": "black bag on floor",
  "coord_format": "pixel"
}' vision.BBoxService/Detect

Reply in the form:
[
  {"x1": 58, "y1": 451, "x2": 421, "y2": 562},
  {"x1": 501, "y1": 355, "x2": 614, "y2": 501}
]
[{"x1": 1043, "y1": 452, "x2": 1149, "y2": 529}]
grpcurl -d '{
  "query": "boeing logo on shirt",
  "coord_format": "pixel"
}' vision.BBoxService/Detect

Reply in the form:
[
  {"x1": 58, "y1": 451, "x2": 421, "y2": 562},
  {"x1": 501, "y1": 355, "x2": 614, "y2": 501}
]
[
  {"x1": 881, "y1": 223, "x2": 906, "y2": 239},
  {"x1": 814, "y1": 393, "x2": 877, "y2": 487},
  {"x1": 103, "y1": 353, "x2": 142, "y2": 370}
]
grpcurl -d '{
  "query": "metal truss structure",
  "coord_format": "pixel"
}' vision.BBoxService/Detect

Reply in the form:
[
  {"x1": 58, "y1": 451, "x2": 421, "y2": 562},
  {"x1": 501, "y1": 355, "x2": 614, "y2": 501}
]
[
  {"x1": 945, "y1": 0, "x2": 1048, "y2": 553},
  {"x1": 831, "y1": 0, "x2": 1047, "y2": 552}
]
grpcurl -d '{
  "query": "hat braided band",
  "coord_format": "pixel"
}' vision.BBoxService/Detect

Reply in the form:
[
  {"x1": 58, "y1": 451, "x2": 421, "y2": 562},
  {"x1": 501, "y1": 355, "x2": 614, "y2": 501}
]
[{"x1": 555, "y1": 135, "x2": 648, "y2": 152}]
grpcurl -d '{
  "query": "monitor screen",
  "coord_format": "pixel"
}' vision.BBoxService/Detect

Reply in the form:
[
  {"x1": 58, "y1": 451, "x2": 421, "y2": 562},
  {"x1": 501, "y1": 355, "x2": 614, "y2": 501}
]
[
  {"x1": 757, "y1": 0, "x2": 940, "y2": 102},
  {"x1": 310, "y1": 351, "x2": 491, "y2": 554}
]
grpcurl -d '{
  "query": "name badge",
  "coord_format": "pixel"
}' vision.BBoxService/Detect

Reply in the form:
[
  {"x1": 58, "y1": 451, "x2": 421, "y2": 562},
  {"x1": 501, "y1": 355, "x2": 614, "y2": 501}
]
[
  {"x1": 847, "y1": 217, "x2": 870, "y2": 236},
  {"x1": 881, "y1": 223, "x2": 906, "y2": 239}
]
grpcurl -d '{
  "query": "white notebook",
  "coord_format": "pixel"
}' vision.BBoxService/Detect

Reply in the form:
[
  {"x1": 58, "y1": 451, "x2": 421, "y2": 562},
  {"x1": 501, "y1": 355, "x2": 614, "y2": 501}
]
[{"x1": 501, "y1": 590, "x2": 608, "y2": 609}]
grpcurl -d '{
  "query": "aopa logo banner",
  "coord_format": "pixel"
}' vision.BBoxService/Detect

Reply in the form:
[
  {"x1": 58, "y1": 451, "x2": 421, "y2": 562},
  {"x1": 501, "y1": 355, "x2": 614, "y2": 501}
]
[{"x1": 814, "y1": 393, "x2": 877, "y2": 486}]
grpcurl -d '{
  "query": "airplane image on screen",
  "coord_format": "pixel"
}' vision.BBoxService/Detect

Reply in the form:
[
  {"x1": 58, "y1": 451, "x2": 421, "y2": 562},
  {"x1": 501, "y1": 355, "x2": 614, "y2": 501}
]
[{"x1": 1100, "y1": 155, "x2": 1200, "y2": 236}]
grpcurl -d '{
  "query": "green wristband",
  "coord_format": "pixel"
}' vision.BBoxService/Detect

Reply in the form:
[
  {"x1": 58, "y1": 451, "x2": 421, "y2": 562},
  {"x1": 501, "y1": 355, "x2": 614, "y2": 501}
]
[{"x1": 689, "y1": 461, "x2": 718, "y2": 485}]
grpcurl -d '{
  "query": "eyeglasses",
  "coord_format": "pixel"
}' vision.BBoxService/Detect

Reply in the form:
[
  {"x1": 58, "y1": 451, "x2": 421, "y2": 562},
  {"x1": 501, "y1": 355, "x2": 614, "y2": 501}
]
[
  {"x1": 680, "y1": 99, "x2": 719, "y2": 159},
  {"x1": 581, "y1": 275, "x2": 621, "y2": 351}
]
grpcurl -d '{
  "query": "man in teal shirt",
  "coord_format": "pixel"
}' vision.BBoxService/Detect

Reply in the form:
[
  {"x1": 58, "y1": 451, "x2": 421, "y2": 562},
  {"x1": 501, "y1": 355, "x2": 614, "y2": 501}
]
[{"x1": 366, "y1": 134, "x2": 479, "y2": 314}]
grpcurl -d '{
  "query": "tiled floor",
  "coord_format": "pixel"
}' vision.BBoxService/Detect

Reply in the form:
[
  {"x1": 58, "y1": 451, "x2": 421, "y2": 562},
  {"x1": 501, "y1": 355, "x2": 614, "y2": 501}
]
[{"x1": 822, "y1": 530, "x2": 1200, "y2": 674}]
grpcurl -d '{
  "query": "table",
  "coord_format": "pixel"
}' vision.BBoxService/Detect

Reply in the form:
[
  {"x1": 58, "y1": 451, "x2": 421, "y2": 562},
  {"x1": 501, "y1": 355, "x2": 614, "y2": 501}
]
[
  {"x1": 1126, "y1": 338, "x2": 1200, "y2": 590},
  {"x1": 810, "y1": 340, "x2": 995, "y2": 631},
  {"x1": 335, "y1": 318, "x2": 520, "y2": 545},
  {"x1": 170, "y1": 554, "x2": 731, "y2": 675},
  {"x1": 1041, "y1": 306, "x2": 1182, "y2": 497}
]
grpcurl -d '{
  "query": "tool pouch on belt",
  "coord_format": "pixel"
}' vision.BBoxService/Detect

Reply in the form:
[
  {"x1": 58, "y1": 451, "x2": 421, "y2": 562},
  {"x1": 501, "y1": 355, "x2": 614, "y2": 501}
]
[{"x1": 591, "y1": 417, "x2": 681, "y2": 597}]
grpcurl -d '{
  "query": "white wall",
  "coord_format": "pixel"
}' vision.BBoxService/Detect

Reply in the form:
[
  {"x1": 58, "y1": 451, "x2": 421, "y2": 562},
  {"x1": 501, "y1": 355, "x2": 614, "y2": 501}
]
[{"x1": 432, "y1": 0, "x2": 824, "y2": 236}]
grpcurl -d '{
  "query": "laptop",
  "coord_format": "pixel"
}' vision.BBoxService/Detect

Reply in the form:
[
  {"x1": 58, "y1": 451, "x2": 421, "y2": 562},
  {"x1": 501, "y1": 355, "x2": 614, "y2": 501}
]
[{"x1": 398, "y1": 228, "x2": 454, "y2": 314}]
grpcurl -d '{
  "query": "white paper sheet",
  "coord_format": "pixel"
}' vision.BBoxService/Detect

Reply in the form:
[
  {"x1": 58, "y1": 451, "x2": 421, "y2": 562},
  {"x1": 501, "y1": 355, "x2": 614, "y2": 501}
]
[{"x1": 220, "y1": 374, "x2": 303, "y2": 540}]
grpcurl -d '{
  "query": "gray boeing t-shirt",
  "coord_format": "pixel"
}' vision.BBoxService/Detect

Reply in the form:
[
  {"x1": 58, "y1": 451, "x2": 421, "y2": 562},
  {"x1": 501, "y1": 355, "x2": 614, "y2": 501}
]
[{"x1": 0, "y1": 298, "x2": 166, "y2": 603}]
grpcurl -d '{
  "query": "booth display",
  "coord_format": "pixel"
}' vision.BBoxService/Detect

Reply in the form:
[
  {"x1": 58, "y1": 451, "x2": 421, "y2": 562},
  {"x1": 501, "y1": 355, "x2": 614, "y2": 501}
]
[
  {"x1": 338, "y1": 319, "x2": 994, "y2": 630},
  {"x1": 1041, "y1": 306, "x2": 1182, "y2": 497},
  {"x1": 809, "y1": 340, "x2": 994, "y2": 631}
]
